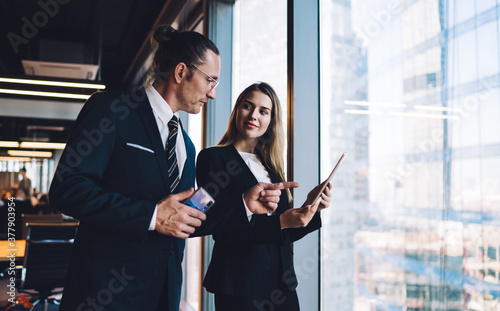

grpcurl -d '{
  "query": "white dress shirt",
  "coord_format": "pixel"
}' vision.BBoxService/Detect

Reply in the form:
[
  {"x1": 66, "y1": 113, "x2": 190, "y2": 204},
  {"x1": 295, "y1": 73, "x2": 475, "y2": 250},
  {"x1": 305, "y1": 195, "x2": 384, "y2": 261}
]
[
  {"x1": 145, "y1": 85, "x2": 187, "y2": 230},
  {"x1": 238, "y1": 152, "x2": 272, "y2": 220}
]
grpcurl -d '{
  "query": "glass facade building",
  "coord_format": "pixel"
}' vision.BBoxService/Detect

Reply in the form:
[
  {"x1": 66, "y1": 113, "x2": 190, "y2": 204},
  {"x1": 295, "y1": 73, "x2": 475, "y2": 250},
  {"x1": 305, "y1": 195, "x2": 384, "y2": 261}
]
[{"x1": 320, "y1": 0, "x2": 500, "y2": 310}]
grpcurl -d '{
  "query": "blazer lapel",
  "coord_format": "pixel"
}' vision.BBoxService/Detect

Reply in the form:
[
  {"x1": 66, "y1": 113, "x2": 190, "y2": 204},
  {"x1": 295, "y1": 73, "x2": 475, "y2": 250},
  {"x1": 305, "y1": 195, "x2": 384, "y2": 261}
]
[
  {"x1": 265, "y1": 166, "x2": 290, "y2": 213},
  {"x1": 227, "y1": 145, "x2": 260, "y2": 193},
  {"x1": 136, "y1": 88, "x2": 171, "y2": 194},
  {"x1": 228, "y1": 145, "x2": 290, "y2": 213}
]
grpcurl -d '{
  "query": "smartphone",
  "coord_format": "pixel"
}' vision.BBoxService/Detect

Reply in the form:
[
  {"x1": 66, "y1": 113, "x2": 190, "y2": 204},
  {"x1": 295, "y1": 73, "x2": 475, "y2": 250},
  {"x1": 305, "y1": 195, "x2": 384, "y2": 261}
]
[
  {"x1": 310, "y1": 152, "x2": 348, "y2": 205},
  {"x1": 184, "y1": 187, "x2": 215, "y2": 213}
]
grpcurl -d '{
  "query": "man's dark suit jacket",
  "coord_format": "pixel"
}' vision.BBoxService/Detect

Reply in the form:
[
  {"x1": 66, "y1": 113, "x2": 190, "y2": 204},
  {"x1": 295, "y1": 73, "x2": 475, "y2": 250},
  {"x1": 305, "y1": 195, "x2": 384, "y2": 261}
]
[
  {"x1": 49, "y1": 88, "x2": 195, "y2": 311},
  {"x1": 195, "y1": 145, "x2": 321, "y2": 296}
]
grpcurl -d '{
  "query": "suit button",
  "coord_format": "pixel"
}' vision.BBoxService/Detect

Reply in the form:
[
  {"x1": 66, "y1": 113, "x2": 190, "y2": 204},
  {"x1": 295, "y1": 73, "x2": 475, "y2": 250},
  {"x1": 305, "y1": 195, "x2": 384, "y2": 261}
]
[{"x1": 169, "y1": 248, "x2": 174, "y2": 255}]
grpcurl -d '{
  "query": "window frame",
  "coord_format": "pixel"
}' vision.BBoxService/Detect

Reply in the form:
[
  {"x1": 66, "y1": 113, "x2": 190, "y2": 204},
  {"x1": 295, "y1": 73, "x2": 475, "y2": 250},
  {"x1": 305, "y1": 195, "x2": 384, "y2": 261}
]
[{"x1": 201, "y1": 0, "x2": 322, "y2": 310}]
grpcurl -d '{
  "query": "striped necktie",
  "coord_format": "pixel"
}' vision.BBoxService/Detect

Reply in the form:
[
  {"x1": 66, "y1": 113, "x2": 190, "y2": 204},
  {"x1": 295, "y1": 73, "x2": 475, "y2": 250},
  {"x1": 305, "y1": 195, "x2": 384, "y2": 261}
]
[{"x1": 166, "y1": 115, "x2": 180, "y2": 193}]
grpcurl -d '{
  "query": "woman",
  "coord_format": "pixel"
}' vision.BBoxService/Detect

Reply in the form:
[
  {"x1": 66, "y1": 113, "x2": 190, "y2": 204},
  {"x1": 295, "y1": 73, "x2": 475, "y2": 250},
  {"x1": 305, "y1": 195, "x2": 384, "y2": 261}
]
[{"x1": 196, "y1": 82, "x2": 332, "y2": 310}]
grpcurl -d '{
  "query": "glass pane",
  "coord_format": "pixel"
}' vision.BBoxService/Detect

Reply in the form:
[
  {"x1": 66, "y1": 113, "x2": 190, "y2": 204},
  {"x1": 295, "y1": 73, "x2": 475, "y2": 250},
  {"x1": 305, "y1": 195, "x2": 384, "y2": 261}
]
[
  {"x1": 233, "y1": 0, "x2": 287, "y2": 101},
  {"x1": 184, "y1": 237, "x2": 201, "y2": 310},
  {"x1": 320, "y1": 0, "x2": 500, "y2": 310},
  {"x1": 181, "y1": 21, "x2": 204, "y2": 311},
  {"x1": 181, "y1": 112, "x2": 203, "y2": 310},
  {"x1": 232, "y1": 0, "x2": 287, "y2": 162}
]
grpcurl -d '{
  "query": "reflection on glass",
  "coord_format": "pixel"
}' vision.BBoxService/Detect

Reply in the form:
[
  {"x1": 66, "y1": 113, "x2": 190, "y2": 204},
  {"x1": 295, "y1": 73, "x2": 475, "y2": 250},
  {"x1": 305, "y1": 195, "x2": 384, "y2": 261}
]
[
  {"x1": 182, "y1": 25, "x2": 204, "y2": 306},
  {"x1": 233, "y1": 0, "x2": 287, "y2": 102},
  {"x1": 320, "y1": 0, "x2": 500, "y2": 310},
  {"x1": 184, "y1": 237, "x2": 201, "y2": 310},
  {"x1": 232, "y1": 0, "x2": 287, "y2": 165}
]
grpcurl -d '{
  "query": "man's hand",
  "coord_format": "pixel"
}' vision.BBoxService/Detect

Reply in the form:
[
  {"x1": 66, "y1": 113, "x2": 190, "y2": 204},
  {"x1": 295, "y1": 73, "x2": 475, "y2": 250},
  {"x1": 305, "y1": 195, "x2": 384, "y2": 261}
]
[
  {"x1": 155, "y1": 188, "x2": 207, "y2": 239},
  {"x1": 243, "y1": 181, "x2": 300, "y2": 214},
  {"x1": 280, "y1": 199, "x2": 321, "y2": 229}
]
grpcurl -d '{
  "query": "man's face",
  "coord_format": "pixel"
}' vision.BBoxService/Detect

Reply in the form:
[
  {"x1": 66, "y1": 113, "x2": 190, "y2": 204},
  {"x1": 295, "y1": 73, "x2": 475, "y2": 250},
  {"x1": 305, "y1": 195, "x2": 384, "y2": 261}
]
[{"x1": 175, "y1": 50, "x2": 221, "y2": 114}]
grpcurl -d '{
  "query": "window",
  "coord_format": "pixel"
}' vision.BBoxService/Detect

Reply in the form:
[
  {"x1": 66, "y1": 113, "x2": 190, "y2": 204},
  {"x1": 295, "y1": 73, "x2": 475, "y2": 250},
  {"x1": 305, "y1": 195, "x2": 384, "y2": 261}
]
[
  {"x1": 181, "y1": 20, "x2": 205, "y2": 311},
  {"x1": 232, "y1": 0, "x2": 287, "y2": 116},
  {"x1": 320, "y1": 0, "x2": 500, "y2": 310},
  {"x1": 182, "y1": 107, "x2": 203, "y2": 311}
]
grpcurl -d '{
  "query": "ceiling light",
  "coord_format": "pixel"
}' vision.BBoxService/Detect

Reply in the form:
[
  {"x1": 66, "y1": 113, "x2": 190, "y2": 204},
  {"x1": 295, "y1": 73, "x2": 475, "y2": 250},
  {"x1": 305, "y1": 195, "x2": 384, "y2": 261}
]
[
  {"x1": 26, "y1": 125, "x2": 65, "y2": 131},
  {"x1": 414, "y1": 105, "x2": 462, "y2": 112},
  {"x1": 345, "y1": 100, "x2": 407, "y2": 108},
  {"x1": 20, "y1": 142, "x2": 66, "y2": 149},
  {"x1": 389, "y1": 112, "x2": 458, "y2": 120},
  {"x1": 7, "y1": 150, "x2": 53, "y2": 157},
  {"x1": 0, "y1": 156, "x2": 32, "y2": 161},
  {"x1": 0, "y1": 77, "x2": 106, "y2": 89},
  {"x1": 20, "y1": 137, "x2": 50, "y2": 142},
  {"x1": 0, "y1": 141, "x2": 20, "y2": 148},
  {"x1": 344, "y1": 109, "x2": 383, "y2": 115},
  {"x1": 0, "y1": 88, "x2": 90, "y2": 100}
]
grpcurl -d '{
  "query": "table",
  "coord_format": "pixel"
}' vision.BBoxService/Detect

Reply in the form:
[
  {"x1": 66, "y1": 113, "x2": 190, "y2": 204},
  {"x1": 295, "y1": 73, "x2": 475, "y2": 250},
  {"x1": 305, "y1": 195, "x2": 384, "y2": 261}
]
[{"x1": 0, "y1": 240, "x2": 26, "y2": 261}]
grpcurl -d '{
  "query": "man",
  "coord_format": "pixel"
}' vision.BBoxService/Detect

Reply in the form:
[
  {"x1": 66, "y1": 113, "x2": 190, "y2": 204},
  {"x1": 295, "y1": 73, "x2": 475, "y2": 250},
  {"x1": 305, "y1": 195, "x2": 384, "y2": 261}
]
[
  {"x1": 18, "y1": 167, "x2": 32, "y2": 197},
  {"x1": 49, "y1": 25, "x2": 297, "y2": 311}
]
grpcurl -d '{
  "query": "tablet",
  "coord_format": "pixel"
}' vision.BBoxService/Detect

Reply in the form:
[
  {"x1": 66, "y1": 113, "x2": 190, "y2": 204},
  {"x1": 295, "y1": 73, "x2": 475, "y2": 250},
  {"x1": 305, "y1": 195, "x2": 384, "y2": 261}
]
[{"x1": 311, "y1": 152, "x2": 348, "y2": 205}]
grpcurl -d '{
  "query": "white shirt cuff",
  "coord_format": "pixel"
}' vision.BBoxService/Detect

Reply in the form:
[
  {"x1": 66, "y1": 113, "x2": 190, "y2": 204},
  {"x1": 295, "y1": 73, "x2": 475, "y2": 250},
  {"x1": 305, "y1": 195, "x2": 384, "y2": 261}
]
[
  {"x1": 149, "y1": 205, "x2": 158, "y2": 230},
  {"x1": 242, "y1": 194, "x2": 253, "y2": 221}
]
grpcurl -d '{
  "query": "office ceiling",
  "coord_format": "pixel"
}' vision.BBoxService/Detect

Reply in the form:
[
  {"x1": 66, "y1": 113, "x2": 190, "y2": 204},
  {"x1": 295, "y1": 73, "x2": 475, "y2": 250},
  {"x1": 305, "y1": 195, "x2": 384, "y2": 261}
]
[
  {"x1": 0, "y1": 0, "x2": 179, "y2": 89},
  {"x1": 0, "y1": 0, "x2": 204, "y2": 157}
]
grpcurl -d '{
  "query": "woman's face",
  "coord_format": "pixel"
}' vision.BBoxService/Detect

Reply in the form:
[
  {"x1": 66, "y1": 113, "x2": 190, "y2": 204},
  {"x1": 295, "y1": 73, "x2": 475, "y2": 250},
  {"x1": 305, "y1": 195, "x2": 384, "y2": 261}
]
[{"x1": 235, "y1": 90, "x2": 273, "y2": 142}]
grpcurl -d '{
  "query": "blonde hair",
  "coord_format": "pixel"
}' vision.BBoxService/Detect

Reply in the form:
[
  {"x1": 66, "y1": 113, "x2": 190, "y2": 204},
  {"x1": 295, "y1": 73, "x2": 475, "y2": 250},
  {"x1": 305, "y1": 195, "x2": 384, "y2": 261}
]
[{"x1": 218, "y1": 82, "x2": 292, "y2": 202}]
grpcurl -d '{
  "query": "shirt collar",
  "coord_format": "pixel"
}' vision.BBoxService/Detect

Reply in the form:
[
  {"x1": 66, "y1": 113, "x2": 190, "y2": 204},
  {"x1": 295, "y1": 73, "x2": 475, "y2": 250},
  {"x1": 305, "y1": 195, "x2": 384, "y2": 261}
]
[{"x1": 145, "y1": 84, "x2": 178, "y2": 125}]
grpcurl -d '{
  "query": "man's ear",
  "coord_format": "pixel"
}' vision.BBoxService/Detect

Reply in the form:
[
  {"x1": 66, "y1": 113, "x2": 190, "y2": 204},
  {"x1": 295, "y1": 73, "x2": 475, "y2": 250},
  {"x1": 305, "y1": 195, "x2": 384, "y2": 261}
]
[{"x1": 174, "y1": 62, "x2": 188, "y2": 84}]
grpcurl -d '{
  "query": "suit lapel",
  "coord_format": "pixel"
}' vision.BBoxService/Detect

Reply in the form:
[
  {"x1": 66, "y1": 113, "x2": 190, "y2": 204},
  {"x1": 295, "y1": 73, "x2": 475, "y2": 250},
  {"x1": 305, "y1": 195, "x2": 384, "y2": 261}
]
[
  {"x1": 227, "y1": 145, "x2": 260, "y2": 193},
  {"x1": 261, "y1": 161, "x2": 290, "y2": 213},
  {"x1": 228, "y1": 145, "x2": 289, "y2": 213},
  {"x1": 136, "y1": 88, "x2": 171, "y2": 194}
]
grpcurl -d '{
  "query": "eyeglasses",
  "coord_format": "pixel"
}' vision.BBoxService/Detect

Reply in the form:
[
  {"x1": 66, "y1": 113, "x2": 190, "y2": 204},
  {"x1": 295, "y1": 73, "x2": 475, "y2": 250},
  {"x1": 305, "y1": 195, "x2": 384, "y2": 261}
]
[{"x1": 191, "y1": 64, "x2": 220, "y2": 91}]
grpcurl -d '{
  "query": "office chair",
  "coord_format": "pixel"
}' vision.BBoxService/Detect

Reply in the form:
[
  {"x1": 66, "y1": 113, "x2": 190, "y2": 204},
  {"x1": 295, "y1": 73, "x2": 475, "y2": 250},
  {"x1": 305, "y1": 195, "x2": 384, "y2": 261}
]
[
  {"x1": 20, "y1": 213, "x2": 64, "y2": 239},
  {"x1": 17, "y1": 223, "x2": 78, "y2": 311}
]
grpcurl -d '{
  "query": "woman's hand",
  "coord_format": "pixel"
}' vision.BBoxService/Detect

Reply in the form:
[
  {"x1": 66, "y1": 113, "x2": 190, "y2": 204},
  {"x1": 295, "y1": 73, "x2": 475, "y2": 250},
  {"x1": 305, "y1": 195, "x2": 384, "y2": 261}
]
[
  {"x1": 244, "y1": 181, "x2": 300, "y2": 214},
  {"x1": 279, "y1": 199, "x2": 321, "y2": 229},
  {"x1": 303, "y1": 182, "x2": 333, "y2": 211},
  {"x1": 279, "y1": 183, "x2": 332, "y2": 229},
  {"x1": 317, "y1": 182, "x2": 332, "y2": 211}
]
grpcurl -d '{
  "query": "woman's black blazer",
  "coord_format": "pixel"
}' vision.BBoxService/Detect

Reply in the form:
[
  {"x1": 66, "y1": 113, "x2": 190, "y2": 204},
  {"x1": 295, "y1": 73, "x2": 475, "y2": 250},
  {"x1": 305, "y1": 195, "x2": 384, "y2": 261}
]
[{"x1": 195, "y1": 145, "x2": 321, "y2": 295}]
